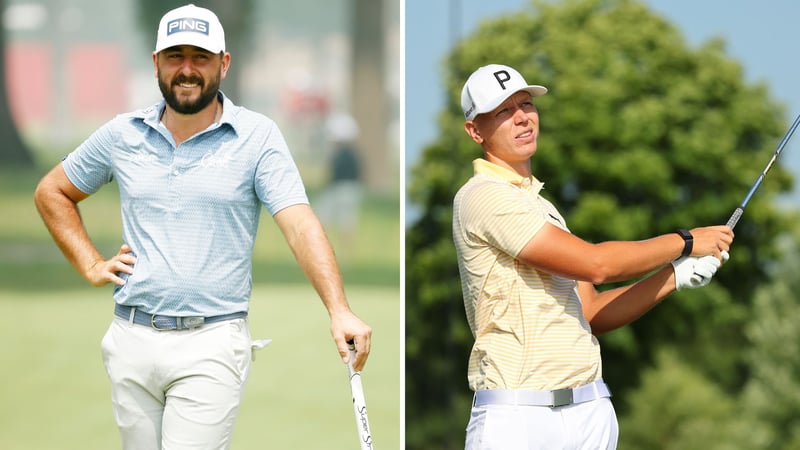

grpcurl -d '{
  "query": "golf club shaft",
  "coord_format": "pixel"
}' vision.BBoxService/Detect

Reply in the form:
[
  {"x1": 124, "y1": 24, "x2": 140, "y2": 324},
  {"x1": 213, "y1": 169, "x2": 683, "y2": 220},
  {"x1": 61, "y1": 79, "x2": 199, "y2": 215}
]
[
  {"x1": 727, "y1": 113, "x2": 800, "y2": 229},
  {"x1": 347, "y1": 341, "x2": 373, "y2": 450},
  {"x1": 689, "y1": 114, "x2": 799, "y2": 285}
]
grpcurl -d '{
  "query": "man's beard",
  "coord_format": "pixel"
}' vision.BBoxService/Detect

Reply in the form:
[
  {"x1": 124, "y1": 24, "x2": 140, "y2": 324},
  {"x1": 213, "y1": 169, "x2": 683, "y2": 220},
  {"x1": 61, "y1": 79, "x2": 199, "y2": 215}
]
[{"x1": 158, "y1": 71, "x2": 220, "y2": 114}]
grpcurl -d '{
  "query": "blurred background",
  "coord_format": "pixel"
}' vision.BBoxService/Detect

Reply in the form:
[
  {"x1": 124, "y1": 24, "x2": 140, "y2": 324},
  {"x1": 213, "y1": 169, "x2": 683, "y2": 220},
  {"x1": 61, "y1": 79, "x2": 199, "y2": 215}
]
[
  {"x1": 0, "y1": 0, "x2": 400, "y2": 449},
  {"x1": 406, "y1": 0, "x2": 800, "y2": 449}
]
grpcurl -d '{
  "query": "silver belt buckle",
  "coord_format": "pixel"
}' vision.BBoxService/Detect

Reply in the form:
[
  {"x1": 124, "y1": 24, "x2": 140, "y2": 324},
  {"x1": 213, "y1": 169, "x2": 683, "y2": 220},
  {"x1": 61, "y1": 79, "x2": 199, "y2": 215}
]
[
  {"x1": 182, "y1": 316, "x2": 205, "y2": 329},
  {"x1": 551, "y1": 388, "x2": 573, "y2": 407},
  {"x1": 150, "y1": 315, "x2": 205, "y2": 331}
]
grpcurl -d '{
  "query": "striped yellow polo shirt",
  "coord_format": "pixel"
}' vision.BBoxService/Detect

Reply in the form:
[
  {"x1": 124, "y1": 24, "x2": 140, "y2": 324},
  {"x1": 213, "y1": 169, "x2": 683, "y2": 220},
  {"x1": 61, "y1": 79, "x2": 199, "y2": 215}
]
[{"x1": 452, "y1": 158, "x2": 601, "y2": 392}]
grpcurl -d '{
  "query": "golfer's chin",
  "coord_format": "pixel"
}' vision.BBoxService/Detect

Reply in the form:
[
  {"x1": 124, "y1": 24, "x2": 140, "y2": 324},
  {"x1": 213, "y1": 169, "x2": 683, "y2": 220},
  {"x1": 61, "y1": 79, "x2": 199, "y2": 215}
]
[
  {"x1": 176, "y1": 92, "x2": 201, "y2": 106},
  {"x1": 516, "y1": 141, "x2": 538, "y2": 159},
  {"x1": 168, "y1": 96, "x2": 209, "y2": 115}
]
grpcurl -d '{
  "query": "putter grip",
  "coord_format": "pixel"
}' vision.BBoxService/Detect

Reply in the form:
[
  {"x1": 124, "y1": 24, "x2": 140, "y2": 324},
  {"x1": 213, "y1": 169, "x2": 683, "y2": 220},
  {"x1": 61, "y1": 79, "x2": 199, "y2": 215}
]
[{"x1": 346, "y1": 341, "x2": 373, "y2": 450}]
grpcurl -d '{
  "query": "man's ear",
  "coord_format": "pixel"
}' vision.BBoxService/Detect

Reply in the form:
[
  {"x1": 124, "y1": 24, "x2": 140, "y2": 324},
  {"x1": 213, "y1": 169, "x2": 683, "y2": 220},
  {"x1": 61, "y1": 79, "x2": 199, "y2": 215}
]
[
  {"x1": 464, "y1": 120, "x2": 483, "y2": 144},
  {"x1": 219, "y1": 52, "x2": 231, "y2": 79}
]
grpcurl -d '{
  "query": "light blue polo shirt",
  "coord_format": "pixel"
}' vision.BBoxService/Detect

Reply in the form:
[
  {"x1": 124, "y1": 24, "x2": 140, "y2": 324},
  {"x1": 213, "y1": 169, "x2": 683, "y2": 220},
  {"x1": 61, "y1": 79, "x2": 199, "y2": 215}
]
[{"x1": 62, "y1": 93, "x2": 309, "y2": 316}]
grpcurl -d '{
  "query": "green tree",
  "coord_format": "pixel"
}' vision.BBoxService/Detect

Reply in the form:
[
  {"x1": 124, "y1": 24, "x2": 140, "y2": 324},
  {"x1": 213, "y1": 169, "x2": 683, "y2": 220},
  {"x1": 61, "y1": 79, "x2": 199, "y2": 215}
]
[
  {"x1": 405, "y1": 0, "x2": 795, "y2": 447},
  {"x1": 617, "y1": 349, "x2": 747, "y2": 450},
  {"x1": 738, "y1": 222, "x2": 800, "y2": 450},
  {"x1": 620, "y1": 224, "x2": 800, "y2": 450}
]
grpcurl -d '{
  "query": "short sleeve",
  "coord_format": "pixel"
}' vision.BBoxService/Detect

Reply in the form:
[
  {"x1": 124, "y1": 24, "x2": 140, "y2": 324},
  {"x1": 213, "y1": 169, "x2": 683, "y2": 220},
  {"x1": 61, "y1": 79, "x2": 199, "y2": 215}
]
[
  {"x1": 61, "y1": 121, "x2": 116, "y2": 194},
  {"x1": 459, "y1": 181, "x2": 547, "y2": 258},
  {"x1": 253, "y1": 121, "x2": 309, "y2": 215}
]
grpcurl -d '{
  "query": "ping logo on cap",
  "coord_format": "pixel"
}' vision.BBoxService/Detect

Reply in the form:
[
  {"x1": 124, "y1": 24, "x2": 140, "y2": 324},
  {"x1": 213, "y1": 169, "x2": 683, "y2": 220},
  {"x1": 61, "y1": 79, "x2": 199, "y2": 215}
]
[{"x1": 167, "y1": 17, "x2": 210, "y2": 36}]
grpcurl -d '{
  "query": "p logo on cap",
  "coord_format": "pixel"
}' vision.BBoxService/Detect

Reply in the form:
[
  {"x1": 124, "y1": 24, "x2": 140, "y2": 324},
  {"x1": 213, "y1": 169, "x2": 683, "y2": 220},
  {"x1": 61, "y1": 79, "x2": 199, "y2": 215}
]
[{"x1": 461, "y1": 64, "x2": 547, "y2": 120}]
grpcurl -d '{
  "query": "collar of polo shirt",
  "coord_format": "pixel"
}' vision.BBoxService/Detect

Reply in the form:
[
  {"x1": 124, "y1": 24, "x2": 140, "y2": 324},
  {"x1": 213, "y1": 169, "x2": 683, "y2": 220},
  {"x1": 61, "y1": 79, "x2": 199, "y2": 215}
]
[{"x1": 472, "y1": 158, "x2": 544, "y2": 192}]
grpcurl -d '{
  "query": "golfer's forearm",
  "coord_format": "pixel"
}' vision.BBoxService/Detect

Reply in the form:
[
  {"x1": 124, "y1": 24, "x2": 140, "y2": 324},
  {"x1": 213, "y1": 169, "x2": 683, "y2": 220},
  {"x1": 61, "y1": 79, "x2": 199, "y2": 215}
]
[
  {"x1": 296, "y1": 233, "x2": 350, "y2": 312},
  {"x1": 278, "y1": 205, "x2": 352, "y2": 315},
  {"x1": 34, "y1": 186, "x2": 102, "y2": 280},
  {"x1": 585, "y1": 266, "x2": 675, "y2": 334},
  {"x1": 590, "y1": 234, "x2": 684, "y2": 283}
]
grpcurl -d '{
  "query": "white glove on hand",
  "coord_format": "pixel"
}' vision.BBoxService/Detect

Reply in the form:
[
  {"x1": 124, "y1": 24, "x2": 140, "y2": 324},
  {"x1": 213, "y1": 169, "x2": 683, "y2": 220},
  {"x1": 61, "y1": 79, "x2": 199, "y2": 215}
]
[{"x1": 672, "y1": 251, "x2": 728, "y2": 291}]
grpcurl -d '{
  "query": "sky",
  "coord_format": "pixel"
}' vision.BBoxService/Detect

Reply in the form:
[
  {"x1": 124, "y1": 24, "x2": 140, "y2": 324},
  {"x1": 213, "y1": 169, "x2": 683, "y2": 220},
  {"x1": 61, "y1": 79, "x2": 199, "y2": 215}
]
[{"x1": 405, "y1": 0, "x2": 800, "y2": 209}]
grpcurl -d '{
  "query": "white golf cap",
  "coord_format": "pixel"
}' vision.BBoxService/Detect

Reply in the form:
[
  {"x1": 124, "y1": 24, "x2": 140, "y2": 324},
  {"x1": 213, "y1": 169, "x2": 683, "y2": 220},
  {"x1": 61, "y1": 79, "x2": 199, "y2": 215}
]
[
  {"x1": 461, "y1": 64, "x2": 547, "y2": 120},
  {"x1": 155, "y1": 4, "x2": 225, "y2": 54}
]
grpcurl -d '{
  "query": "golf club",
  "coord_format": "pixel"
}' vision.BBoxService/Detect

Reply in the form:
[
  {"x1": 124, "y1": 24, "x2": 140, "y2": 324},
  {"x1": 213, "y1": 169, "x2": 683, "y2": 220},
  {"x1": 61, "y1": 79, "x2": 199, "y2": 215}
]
[
  {"x1": 725, "y1": 113, "x2": 800, "y2": 230},
  {"x1": 690, "y1": 113, "x2": 800, "y2": 284},
  {"x1": 346, "y1": 340, "x2": 373, "y2": 450}
]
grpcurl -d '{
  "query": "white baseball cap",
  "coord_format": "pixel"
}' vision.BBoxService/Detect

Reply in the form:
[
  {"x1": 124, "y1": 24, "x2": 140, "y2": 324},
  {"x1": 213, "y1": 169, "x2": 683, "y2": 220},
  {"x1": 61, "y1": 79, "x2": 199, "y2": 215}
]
[
  {"x1": 461, "y1": 64, "x2": 547, "y2": 120},
  {"x1": 155, "y1": 4, "x2": 225, "y2": 54}
]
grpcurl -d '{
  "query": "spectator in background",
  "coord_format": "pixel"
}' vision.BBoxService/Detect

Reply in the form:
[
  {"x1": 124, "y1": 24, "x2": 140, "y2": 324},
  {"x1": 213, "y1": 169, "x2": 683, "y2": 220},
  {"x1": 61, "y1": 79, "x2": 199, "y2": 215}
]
[{"x1": 317, "y1": 113, "x2": 364, "y2": 255}]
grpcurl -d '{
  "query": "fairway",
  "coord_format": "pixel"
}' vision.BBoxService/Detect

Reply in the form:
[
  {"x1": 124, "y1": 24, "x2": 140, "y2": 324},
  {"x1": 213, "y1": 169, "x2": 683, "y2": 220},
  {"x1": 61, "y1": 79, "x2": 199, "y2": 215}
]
[{"x1": 0, "y1": 283, "x2": 401, "y2": 450}]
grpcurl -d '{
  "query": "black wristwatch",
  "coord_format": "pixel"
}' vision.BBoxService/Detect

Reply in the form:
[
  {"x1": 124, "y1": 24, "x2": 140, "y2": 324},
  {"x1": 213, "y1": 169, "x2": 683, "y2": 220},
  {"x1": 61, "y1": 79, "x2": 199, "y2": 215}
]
[{"x1": 675, "y1": 228, "x2": 693, "y2": 257}]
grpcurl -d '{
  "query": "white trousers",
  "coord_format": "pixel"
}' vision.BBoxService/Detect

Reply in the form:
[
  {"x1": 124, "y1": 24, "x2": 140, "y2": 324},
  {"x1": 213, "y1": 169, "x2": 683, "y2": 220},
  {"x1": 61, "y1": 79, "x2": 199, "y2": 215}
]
[
  {"x1": 100, "y1": 317, "x2": 252, "y2": 450},
  {"x1": 465, "y1": 397, "x2": 619, "y2": 450}
]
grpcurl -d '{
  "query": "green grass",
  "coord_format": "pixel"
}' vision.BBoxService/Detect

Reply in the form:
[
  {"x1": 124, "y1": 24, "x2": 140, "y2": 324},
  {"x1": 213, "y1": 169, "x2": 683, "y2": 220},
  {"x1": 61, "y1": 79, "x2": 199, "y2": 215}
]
[{"x1": 0, "y1": 283, "x2": 400, "y2": 449}]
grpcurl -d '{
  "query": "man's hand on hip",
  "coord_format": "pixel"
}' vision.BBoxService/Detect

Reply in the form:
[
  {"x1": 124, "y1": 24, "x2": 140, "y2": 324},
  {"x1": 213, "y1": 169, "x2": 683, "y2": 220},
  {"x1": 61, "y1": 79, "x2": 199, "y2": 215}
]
[{"x1": 86, "y1": 243, "x2": 136, "y2": 287}]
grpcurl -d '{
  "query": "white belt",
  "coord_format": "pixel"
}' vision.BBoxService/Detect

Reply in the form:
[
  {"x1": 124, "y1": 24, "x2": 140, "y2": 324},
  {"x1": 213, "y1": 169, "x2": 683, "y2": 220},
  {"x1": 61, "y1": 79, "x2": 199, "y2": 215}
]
[{"x1": 473, "y1": 379, "x2": 611, "y2": 408}]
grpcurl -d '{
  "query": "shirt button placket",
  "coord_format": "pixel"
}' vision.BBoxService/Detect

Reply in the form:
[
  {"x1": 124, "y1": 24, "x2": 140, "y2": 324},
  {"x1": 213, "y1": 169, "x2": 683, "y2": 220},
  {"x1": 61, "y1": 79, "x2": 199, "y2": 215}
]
[{"x1": 168, "y1": 148, "x2": 181, "y2": 212}]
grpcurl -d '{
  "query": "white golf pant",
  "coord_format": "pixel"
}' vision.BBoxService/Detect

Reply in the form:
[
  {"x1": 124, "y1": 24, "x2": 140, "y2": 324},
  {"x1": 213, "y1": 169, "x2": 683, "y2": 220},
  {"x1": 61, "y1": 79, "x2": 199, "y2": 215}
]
[
  {"x1": 100, "y1": 316, "x2": 252, "y2": 450},
  {"x1": 465, "y1": 397, "x2": 619, "y2": 449}
]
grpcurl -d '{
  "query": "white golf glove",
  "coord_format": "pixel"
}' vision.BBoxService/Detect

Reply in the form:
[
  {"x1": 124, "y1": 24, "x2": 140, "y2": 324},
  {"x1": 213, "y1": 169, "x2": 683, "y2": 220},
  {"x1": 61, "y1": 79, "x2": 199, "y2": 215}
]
[{"x1": 671, "y1": 251, "x2": 729, "y2": 291}]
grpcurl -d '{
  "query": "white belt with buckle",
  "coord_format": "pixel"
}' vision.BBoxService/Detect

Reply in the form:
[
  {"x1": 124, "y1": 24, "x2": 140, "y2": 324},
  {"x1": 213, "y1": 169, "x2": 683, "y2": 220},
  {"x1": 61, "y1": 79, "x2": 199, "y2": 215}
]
[{"x1": 473, "y1": 379, "x2": 611, "y2": 408}]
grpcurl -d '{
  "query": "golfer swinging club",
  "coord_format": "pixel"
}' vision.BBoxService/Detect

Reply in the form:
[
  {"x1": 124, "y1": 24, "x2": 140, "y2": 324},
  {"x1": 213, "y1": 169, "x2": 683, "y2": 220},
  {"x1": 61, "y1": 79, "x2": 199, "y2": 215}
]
[
  {"x1": 453, "y1": 64, "x2": 733, "y2": 448},
  {"x1": 34, "y1": 4, "x2": 371, "y2": 449}
]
